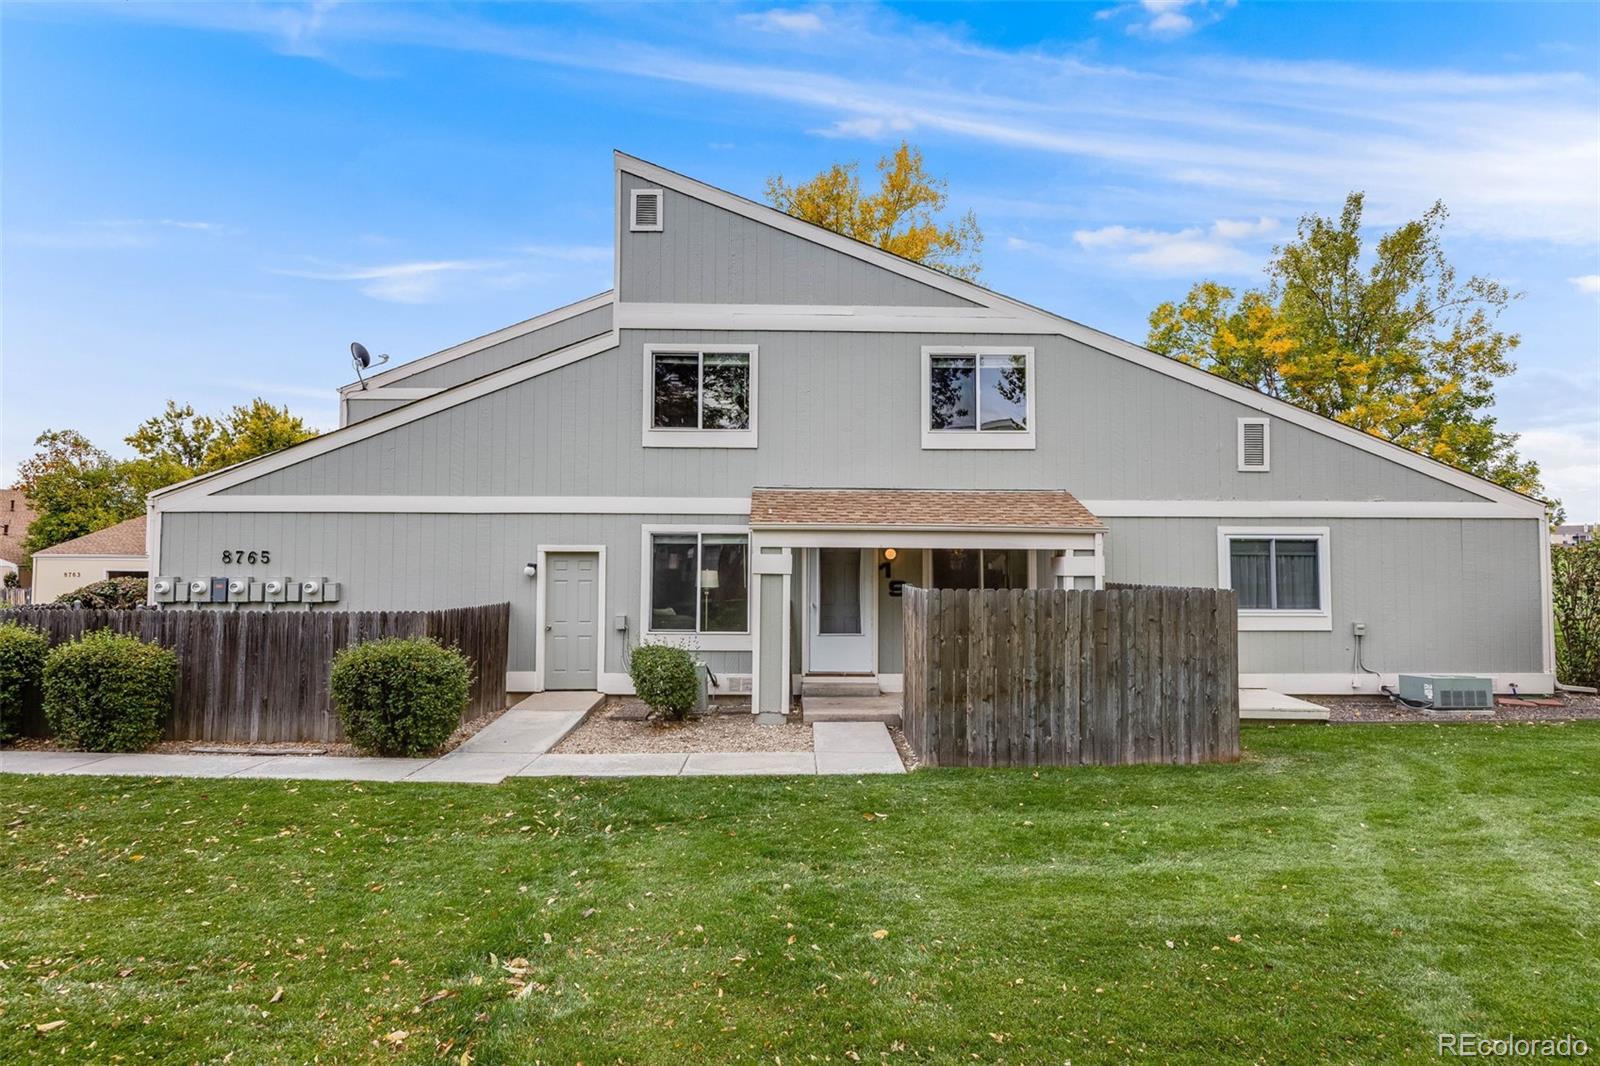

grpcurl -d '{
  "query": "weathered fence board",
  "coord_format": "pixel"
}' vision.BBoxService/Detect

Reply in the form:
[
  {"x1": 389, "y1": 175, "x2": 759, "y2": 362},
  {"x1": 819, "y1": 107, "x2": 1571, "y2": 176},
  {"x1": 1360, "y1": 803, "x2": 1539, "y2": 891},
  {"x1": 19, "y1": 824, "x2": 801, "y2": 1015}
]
[
  {"x1": 2, "y1": 603, "x2": 510, "y2": 744},
  {"x1": 901, "y1": 586, "x2": 1239, "y2": 767}
]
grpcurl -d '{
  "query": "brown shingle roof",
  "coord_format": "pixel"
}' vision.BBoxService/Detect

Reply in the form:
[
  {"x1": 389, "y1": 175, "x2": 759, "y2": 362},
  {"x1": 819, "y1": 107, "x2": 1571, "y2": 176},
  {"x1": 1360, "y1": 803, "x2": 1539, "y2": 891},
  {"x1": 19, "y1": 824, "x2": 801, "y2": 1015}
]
[
  {"x1": 34, "y1": 516, "x2": 147, "y2": 557},
  {"x1": 749, "y1": 488, "x2": 1104, "y2": 531}
]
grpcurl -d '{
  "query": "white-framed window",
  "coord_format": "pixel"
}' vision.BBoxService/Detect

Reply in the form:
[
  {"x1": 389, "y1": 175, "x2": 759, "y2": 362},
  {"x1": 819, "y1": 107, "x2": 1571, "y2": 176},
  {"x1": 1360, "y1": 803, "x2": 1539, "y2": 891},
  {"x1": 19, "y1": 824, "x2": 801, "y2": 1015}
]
[
  {"x1": 1238, "y1": 417, "x2": 1270, "y2": 471},
  {"x1": 630, "y1": 188, "x2": 664, "y2": 232},
  {"x1": 642, "y1": 345, "x2": 758, "y2": 448},
  {"x1": 922, "y1": 548, "x2": 1034, "y2": 590},
  {"x1": 921, "y1": 346, "x2": 1036, "y2": 450},
  {"x1": 641, "y1": 526, "x2": 752, "y2": 650},
  {"x1": 1217, "y1": 526, "x2": 1331, "y2": 631}
]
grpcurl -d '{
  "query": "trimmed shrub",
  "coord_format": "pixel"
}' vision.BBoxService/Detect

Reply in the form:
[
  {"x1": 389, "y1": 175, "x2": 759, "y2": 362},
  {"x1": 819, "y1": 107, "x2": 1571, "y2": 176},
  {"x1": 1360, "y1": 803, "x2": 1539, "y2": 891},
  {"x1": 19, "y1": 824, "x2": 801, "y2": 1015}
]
[
  {"x1": 1554, "y1": 540, "x2": 1600, "y2": 689},
  {"x1": 0, "y1": 621, "x2": 50, "y2": 744},
  {"x1": 629, "y1": 643, "x2": 700, "y2": 721},
  {"x1": 55, "y1": 576, "x2": 149, "y2": 609},
  {"x1": 330, "y1": 637, "x2": 471, "y2": 756},
  {"x1": 42, "y1": 629, "x2": 175, "y2": 752}
]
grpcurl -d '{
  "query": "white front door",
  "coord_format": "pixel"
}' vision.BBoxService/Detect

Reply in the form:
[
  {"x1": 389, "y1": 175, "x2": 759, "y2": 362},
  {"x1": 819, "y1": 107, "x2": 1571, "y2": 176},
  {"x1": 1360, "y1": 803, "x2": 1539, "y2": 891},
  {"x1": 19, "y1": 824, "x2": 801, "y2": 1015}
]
[{"x1": 807, "y1": 548, "x2": 875, "y2": 673}]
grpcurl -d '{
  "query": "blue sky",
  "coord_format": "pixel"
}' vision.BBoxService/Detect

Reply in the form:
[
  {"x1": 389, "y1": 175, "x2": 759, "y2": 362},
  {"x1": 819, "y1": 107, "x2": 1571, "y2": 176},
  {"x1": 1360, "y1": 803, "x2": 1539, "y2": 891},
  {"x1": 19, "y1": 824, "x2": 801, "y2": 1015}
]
[{"x1": 3, "y1": 1, "x2": 1597, "y2": 516}]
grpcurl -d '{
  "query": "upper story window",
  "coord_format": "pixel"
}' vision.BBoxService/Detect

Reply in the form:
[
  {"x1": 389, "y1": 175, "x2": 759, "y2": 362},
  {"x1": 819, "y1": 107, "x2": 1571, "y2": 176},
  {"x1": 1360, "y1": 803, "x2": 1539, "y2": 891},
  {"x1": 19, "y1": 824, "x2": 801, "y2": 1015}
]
[
  {"x1": 921, "y1": 346, "x2": 1035, "y2": 450},
  {"x1": 642, "y1": 345, "x2": 758, "y2": 448},
  {"x1": 1217, "y1": 527, "x2": 1332, "y2": 631}
]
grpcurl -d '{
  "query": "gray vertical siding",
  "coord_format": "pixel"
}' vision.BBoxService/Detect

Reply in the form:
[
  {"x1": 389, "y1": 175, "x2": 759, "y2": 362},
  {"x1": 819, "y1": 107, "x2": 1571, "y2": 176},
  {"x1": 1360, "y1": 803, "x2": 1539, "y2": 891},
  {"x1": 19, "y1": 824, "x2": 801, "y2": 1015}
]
[
  {"x1": 386, "y1": 304, "x2": 613, "y2": 389},
  {"x1": 617, "y1": 170, "x2": 977, "y2": 307},
  {"x1": 1103, "y1": 516, "x2": 1544, "y2": 673},
  {"x1": 224, "y1": 329, "x2": 1485, "y2": 503},
  {"x1": 757, "y1": 572, "x2": 784, "y2": 714},
  {"x1": 344, "y1": 396, "x2": 417, "y2": 425},
  {"x1": 159, "y1": 511, "x2": 751, "y2": 677}
]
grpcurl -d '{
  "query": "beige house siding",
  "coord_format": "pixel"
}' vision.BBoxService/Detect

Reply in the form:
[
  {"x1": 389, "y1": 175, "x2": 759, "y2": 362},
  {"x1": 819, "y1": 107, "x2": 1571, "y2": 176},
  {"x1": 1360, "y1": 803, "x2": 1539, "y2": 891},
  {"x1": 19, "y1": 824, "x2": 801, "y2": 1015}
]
[{"x1": 32, "y1": 554, "x2": 150, "y2": 603}]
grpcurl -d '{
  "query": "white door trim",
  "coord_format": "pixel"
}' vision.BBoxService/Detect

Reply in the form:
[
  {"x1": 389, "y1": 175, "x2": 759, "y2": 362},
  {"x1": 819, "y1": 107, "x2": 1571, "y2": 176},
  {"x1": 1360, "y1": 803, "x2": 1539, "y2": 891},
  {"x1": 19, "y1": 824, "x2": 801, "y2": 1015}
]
[
  {"x1": 805, "y1": 547, "x2": 877, "y2": 674},
  {"x1": 534, "y1": 545, "x2": 606, "y2": 693}
]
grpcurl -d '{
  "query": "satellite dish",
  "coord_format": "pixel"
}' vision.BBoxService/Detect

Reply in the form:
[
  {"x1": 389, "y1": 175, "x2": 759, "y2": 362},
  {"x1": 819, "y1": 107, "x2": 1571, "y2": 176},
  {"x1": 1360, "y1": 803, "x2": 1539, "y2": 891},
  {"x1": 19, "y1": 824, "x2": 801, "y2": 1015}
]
[{"x1": 349, "y1": 341, "x2": 390, "y2": 389}]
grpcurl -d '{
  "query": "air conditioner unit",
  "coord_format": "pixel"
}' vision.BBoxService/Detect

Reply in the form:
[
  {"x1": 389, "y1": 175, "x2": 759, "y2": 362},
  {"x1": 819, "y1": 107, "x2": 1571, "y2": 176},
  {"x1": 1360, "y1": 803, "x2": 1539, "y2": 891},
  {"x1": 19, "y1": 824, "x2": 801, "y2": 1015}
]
[{"x1": 1398, "y1": 674, "x2": 1495, "y2": 712}]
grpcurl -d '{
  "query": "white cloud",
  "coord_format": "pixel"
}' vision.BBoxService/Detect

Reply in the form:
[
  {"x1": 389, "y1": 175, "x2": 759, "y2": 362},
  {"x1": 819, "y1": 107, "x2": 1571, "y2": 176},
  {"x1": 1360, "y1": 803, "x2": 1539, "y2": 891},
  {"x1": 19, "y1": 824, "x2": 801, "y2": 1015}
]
[
  {"x1": 1072, "y1": 217, "x2": 1276, "y2": 274},
  {"x1": 11, "y1": 217, "x2": 231, "y2": 250},
  {"x1": 1519, "y1": 425, "x2": 1600, "y2": 521},
  {"x1": 1097, "y1": 0, "x2": 1231, "y2": 39},
  {"x1": 272, "y1": 259, "x2": 502, "y2": 303},
  {"x1": 1571, "y1": 274, "x2": 1600, "y2": 294},
  {"x1": 740, "y1": 8, "x2": 826, "y2": 35}
]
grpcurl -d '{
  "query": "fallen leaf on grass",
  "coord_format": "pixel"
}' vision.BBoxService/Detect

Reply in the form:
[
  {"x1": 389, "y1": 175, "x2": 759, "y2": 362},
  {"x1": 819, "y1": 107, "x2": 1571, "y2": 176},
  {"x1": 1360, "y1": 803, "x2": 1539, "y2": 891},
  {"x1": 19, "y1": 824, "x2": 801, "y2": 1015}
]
[
  {"x1": 419, "y1": 989, "x2": 456, "y2": 1008},
  {"x1": 268, "y1": 986, "x2": 284, "y2": 1004},
  {"x1": 382, "y1": 1030, "x2": 408, "y2": 1045},
  {"x1": 872, "y1": 929, "x2": 888, "y2": 940},
  {"x1": 35, "y1": 1020, "x2": 67, "y2": 1034}
]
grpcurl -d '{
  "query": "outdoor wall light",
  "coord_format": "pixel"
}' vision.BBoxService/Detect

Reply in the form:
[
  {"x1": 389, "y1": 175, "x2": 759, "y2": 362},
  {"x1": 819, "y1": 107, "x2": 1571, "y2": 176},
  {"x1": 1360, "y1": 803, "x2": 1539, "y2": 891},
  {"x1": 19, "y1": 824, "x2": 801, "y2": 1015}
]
[
  {"x1": 523, "y1": 562, "x2": 538, "y2": 578},
  {"x1": 883, "y1": 548, "x2": 898, "y2": 561}
]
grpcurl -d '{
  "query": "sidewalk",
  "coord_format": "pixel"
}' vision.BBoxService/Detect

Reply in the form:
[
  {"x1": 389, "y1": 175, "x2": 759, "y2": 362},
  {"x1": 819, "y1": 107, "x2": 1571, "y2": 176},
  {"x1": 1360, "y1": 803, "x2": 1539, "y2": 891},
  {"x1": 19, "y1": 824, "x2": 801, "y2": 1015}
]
[{"x1": 0, "y1": 699, "x2": 906, "y2": 781}]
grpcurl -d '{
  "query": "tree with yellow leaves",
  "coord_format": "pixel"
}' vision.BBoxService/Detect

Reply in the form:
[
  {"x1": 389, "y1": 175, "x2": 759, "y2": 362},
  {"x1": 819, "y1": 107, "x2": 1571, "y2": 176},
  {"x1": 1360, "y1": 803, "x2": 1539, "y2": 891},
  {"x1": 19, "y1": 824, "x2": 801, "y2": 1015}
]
[
  {"x1": 1147, "y1": 193, "x2": 1551, "y2": 508},
  {"x1": 765, "y1": 142, "x2": 983, "y2": 280}
]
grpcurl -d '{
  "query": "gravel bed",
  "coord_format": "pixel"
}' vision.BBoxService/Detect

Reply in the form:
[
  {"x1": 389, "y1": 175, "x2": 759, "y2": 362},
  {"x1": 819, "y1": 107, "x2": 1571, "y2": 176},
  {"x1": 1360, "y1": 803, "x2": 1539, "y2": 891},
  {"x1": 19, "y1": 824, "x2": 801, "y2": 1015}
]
[
  {"x1": 553, "y1": 697, "x2": 812, "y2": 753},
  {"x1": 1320, "y1": 692, "x2": 1600, "y2": 724}
]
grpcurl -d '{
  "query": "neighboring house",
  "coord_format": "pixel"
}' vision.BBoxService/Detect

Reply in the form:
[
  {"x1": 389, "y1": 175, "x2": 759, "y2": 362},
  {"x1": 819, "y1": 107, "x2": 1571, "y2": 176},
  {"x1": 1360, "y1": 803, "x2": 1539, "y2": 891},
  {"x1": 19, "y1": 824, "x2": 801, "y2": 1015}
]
[
  {"x1": 1552, "y1": 523, "x2": 1596, "y2": 547},
  {"x1": 0, "y1": 488, "x2": 39, "y2": 591},
  {"x1": 31, "y1": 516, "x2": 149, "y2": 602},
  {"x1": 147, "y1": 152, "x2": 1555, "y2": 705}
]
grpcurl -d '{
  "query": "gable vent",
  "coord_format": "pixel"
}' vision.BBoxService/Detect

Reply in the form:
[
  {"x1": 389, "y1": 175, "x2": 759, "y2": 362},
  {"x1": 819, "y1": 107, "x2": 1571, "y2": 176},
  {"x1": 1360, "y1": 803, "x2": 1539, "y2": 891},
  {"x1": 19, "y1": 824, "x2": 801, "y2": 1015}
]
[
  {"x1": 1238, "y1": 417, "x2": 1270, "y2": 471},
  {"x1": 630, "y1": 188, "x2": 663, "y2": 232}
]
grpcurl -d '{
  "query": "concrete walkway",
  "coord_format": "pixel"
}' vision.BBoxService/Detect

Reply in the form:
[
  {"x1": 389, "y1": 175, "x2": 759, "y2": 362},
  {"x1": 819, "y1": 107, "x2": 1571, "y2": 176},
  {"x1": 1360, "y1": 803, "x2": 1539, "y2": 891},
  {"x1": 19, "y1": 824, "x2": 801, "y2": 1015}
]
[{"x1": 0, "y1": 703, "x2": 907, "y2": 782}]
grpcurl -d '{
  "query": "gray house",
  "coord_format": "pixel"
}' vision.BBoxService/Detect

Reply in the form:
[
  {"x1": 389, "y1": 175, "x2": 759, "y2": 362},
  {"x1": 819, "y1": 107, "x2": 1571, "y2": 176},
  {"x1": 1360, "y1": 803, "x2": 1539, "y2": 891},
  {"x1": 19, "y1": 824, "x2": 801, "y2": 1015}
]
[{"x1": 148, "y1": 152, "x2": 1556, "y2": 710}]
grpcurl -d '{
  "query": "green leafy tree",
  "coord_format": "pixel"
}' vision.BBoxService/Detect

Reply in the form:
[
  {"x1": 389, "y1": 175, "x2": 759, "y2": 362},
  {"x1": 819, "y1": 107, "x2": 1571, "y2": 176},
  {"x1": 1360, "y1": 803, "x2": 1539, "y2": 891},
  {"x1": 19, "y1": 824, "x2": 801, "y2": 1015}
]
[
  {"x1": 766, "y1": 142, "x2": 983, "y2": 280},
  {"x1": 126, "y1": 398, "x2": 317, "y2": 476},
  {"x1": 18, "y1": 431, "x2": 142, "y2": 554},
  {"x1": 1147, "y1": 194, "x2": 1550, "y2": 509}
]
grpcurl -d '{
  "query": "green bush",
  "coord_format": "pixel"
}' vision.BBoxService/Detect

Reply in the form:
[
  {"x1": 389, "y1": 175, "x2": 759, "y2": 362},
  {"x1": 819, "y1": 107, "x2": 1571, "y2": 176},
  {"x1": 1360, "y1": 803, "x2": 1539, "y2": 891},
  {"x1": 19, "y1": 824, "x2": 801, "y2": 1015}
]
[
  {"x1": 43, "y1": 629, "x2": 175, "y2": 752},
  {"x1": 628, "y1": 643, "x2": 700, "y2": 720},
  {"x1": 330, "y1": 637, "x2": 471, "y2": 756},
  {"x1": 1553, "y1": 540, "x2": 1600, "y2": 688},
  {"x1": 55, "y1": 576, "x2": 149, "y2": 609},
  {"x1": 0, "y1": 621, "x2": 50, "y2": 744}
]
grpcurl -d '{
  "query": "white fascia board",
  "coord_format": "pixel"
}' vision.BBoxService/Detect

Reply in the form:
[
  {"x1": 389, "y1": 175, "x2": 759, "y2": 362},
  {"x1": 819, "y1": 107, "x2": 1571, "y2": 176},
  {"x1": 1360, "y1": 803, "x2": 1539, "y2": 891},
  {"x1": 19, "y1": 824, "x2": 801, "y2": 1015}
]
[
  {"x1": 345, "y1": 387, "x2": 440, "y2": 401},
  {"x1": 152, "y1": 331, "x2": 619, "y2": 505},
  {"x1": 615, "y1": 152, "x2": 1538, "y2": 511},
  {"x1": 1085, "y1": 500, "x2": 1541, "y2": 519},
  {"x1": 615, "y1": 302, "x2": 1058, "y2": 334},
  {"x1": 338, "y1": 290, "x2": 613, "y2": 394},
  {"x1": 161, "y1": 495, "x2": 752, "y2": 515}
]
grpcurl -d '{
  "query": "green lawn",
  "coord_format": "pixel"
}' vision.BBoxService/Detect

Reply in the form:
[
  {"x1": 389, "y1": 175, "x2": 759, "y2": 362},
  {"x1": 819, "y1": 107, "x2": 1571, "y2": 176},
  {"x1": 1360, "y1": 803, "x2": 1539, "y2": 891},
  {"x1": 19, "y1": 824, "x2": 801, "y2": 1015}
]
[{"x1": 3, "y1": 724, "x2": 1597, "y2": 1064}]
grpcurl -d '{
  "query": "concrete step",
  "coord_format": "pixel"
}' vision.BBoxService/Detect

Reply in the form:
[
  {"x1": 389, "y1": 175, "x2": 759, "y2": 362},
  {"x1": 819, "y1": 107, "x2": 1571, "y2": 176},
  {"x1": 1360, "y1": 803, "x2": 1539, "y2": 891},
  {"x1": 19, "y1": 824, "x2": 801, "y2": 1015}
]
[
  {"x1": 800, "y1": 675, "x2": 881, "y2": 697},
  {"x1": 802, "y1": 694, "x2": 902, "y2": 728}
]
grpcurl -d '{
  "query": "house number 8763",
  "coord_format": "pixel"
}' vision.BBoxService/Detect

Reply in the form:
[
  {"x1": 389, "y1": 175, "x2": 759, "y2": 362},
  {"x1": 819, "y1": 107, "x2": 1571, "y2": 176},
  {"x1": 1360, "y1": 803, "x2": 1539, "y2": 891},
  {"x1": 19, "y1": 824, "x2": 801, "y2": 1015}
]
[{"x1": 221, "y1": 550, "x2": 270, "y2": 564}]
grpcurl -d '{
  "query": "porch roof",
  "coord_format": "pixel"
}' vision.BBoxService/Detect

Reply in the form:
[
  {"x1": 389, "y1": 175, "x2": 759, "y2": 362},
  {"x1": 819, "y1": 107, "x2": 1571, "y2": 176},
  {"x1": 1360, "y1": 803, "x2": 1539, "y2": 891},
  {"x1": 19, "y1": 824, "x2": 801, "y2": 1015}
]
[{"x1": 749, "y1": 488, "x2": 1106, "y2": 533}]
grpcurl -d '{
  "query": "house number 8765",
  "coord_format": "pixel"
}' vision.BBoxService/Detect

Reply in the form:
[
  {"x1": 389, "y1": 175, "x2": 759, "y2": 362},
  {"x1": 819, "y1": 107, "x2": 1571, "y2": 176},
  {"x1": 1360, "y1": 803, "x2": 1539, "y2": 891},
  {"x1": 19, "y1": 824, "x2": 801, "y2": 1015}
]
[{"x1": 221, "y1": 550, "x2": 270, "y2": 564}]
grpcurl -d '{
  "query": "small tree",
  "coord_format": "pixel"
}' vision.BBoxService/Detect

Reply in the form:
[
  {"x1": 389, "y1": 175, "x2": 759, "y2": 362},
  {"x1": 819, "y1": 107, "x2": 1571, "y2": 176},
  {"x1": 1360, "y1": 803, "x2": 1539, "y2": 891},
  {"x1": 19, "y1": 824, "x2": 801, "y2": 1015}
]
[
  {"x1": 0, "y1": 622, "x2": 50, "y2": 744},
  {"x1": 1553, "y1": 540, "x2": 1600, "y2": 689},
  {"x1": 628, "y1": 643, "x2": 700, "y2": 721}
]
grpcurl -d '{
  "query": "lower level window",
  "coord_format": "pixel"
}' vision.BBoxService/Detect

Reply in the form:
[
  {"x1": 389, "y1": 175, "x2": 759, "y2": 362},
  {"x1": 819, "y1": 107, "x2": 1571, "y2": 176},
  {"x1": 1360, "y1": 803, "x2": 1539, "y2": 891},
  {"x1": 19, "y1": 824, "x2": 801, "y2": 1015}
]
[
  {"x1": 649, "y1": 532, "x2": 749, "y2": 633},
  {"x1": 1228, "y1": 538, "x2": 1320, "y2": 610},
  {"x1": 1218, "y1": 527, "x2": 1331, "y2": 630},
  {"x1": 929, "y1": 548, "x2": 1028, "y2": 590}
]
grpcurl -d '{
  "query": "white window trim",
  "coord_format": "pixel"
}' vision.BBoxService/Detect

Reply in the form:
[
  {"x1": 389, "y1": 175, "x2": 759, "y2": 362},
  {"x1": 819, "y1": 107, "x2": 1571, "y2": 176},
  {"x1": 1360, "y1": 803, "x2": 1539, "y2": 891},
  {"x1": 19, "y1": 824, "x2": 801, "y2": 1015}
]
[
  {"x1": 641, "y1": 344, "x2": 758, "y2": 449},
  {"x1": 1217, "y1": 526, "x2": 1332, "y2": 632},
  {"x1": 920, "y1": 345, "x2": 1036, "y2": 450},
  {"x1": 1238, "y1": 417, "x2": 1271, "y2": 472},
  {"x1": 629, "y1": 188, "x2": 664, "y2": 232},
  {"x1": 639, "y1": 524, "x2": 753, "y2": 652}
]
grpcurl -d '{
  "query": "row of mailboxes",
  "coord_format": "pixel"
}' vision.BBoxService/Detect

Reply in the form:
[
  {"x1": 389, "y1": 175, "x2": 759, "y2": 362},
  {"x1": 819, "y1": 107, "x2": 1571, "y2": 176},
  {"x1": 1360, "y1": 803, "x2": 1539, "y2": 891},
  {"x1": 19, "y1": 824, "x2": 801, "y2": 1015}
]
[{"x1": 152, "y1": 577, "x2": 342, "y2": 605}]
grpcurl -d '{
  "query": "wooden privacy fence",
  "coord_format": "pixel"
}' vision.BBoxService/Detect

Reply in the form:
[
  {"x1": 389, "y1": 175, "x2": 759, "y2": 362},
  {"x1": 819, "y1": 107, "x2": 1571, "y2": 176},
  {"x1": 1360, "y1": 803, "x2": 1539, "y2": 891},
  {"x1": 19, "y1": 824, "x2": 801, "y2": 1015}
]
[
  {"x1": 902, "y1": 586, "x2": 1239, "y2": 767},
  {"x1": 2, "y1": 603, "x2": 510, "y2": 744}
]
